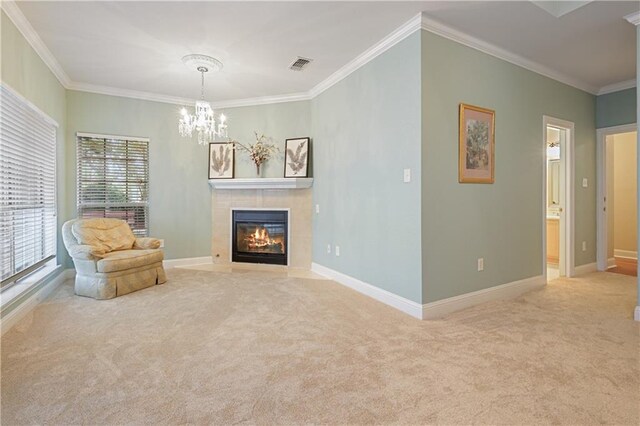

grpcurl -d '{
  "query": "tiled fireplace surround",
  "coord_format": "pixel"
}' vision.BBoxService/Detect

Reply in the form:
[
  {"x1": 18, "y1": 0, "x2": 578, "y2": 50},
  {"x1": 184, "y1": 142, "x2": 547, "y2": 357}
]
[{"x1": 211, "y1": 188, "x2": 312, "y2": 268}]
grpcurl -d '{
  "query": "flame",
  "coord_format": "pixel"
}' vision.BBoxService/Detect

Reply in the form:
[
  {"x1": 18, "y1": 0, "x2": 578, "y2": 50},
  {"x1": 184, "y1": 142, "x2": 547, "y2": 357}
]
[{"x1": 241, "y1": 225, "x2": 285, "y2": 255}]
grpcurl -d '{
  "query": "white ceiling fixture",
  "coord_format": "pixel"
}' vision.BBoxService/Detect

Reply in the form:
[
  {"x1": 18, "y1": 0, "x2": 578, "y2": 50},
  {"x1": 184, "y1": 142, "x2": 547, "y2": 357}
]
[{"x1": 178, "y1": 55, "x2": 228, "y2": 145}]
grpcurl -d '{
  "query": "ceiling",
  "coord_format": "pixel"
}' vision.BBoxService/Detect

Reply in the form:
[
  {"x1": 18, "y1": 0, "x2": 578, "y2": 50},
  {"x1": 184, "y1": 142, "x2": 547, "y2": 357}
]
[{"x1": 8, "y1": 1, "x2": 639, "y2": 104}]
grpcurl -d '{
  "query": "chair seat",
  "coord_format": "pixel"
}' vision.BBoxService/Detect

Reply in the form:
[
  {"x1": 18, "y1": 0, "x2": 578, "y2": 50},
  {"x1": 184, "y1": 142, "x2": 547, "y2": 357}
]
[{"x1": 97, "y1": 249, "x2": 164, "y2": 273}]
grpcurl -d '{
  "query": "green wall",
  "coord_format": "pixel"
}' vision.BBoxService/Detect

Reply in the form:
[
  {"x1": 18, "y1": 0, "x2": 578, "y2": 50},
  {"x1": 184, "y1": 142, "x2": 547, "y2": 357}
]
[
  {"x1": 421, "y1": 31, "x2": 596, "y2": 303},
  {"x1": 596, "y1": 88, "x2": 637, "y2": 129},
  {"x1": 66, "y1": 91, "x2": 310, "y2": 261},
  {"x1": 311, "y1": 33, "x2": 423, "y2": 303},
  {"x1": 1, "y1": 11, "x2": 69, "y2": 267},
  {"x1": 3, "y1": 9, "x2": 606, "y2": 309}
]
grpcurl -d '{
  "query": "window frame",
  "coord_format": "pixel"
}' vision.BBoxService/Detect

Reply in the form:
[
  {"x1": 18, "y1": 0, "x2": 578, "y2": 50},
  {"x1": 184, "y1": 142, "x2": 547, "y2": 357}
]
[
  {"x1": 76, "y1": 132, "x2": 150, "y2": 237},
  {"x1": 0, "y1": 83, "x2": 58, "y2": 290}
]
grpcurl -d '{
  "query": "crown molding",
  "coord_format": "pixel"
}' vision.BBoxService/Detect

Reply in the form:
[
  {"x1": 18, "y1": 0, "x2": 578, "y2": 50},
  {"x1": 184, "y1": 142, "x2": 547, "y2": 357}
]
[
  {"x1": 419, "y1": 14, "x2": 599, "y2": 95},
  {"x1": 624, "y1": 11, "x2": 640, "y2": 26},
  {"x1": 210, "y1": 92, "x2": 311, "y2": 109},
  {"x1": 6, "y1": 4, "x2": 623, "y2": 108},
  {"x1": 308, "y1": 13, "x2": 422, "y2": 98},
  {"x1": 597, "y1": 79, "x2": 636, "y2": 95},
  {"x1": 69, "y1": 81, "x2": 310, "y2": 109},
  {"x1": 1, "y1": 0, "x2": 71, "y2": 87}
]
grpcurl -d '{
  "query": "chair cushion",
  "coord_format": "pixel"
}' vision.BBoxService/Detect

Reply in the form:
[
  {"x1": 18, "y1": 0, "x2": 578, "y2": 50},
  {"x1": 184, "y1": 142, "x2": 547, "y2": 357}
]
[
  {"x1": 72, "y1": 218, "x2": 136, "y2": 254},
  {"x1": 97, "y1": 249, "x2": 164, "y2": 273}
]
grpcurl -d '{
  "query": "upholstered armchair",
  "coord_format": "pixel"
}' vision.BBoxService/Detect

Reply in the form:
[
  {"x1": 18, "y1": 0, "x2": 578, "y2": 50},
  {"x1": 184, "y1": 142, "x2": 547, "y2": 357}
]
[{"x1": 62, "y1": 218, "x2": 166, "y2": 299}]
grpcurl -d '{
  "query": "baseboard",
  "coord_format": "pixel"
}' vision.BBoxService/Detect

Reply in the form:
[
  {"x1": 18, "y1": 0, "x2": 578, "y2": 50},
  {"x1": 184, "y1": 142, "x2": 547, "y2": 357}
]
[
  {"x1": 575, "y1": 262, "x2": 597, "y2": 275},
  {"x1": 607, "y1": 257, "x2": 617, "y2": 269},
  {"x1": 311, "y1": 263, "x2": 423, "y2": 319},
  {"x1": 163, "y1": 256, "x2": 213, "y2": 269},
  {"x1": 422, "y1": 275, "x2": 545, "y2": 320},
  {"x1": 1, "y1": 268, "x2": 74, "y2": 336},
  {"x1": 614, "y1": 249, "x2": 637, "y2": 260},
  {"x1": 635, "y1": 306, "x2": 640, "y2": 322}
]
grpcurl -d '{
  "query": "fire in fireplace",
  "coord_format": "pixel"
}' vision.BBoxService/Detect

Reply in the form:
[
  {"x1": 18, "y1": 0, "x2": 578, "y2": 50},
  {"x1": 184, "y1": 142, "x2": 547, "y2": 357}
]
[{"x1": 232, "y1": 210, "x2": 288, "y2": 265}]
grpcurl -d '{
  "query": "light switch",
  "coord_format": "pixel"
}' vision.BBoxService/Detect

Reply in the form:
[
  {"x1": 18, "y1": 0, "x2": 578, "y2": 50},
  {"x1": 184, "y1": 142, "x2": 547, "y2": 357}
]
[
  {"x1": 315, "y1": 204, "x2": 320, "y2": 214},
  {"x1": 404, "y1": 168, "x2": 411, "y2": 183},
  {"x1": 582, "y1": 178, "x2": 588, "y2": 188},
  {"x1": 335, "y1": 246, "x2": 340, "y2": 257}
]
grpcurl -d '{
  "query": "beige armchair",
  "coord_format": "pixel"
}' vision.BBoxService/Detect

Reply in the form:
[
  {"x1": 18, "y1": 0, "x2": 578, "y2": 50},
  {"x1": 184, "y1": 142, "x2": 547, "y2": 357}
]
[{"x1": 62, "y1": 218, "x2": 166, "y2": 299}]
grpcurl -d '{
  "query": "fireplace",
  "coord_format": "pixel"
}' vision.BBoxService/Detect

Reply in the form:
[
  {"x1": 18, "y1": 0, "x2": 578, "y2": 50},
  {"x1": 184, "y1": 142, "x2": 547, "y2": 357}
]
[{"x1": 232, "y1": 209, "x2": 288, "y2": 265}]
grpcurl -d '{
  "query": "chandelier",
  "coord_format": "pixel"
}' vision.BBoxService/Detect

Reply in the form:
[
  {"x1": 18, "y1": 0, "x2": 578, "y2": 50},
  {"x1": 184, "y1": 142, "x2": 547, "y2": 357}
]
[{"x1": 179, "y1": 54, "x2": 228, "y2": 145}]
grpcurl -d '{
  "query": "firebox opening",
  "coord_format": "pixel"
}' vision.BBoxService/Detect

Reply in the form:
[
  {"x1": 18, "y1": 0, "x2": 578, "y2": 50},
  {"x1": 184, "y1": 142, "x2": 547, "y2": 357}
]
[{"x1": 232, "y1": 210, "x2": 288, "y2": 265}]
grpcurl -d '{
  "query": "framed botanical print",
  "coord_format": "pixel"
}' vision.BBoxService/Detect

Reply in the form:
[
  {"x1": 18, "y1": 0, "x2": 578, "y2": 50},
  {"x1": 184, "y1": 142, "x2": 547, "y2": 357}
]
[
  {"x1": 284, "y1": 137, "x2": 310, "y2": 178},
  {"x1": 208, "y1": 142, "x2": 234, "y2": 179},
  {"x1": 459, "y1": 103, "x2": 495, "y2": 183}
]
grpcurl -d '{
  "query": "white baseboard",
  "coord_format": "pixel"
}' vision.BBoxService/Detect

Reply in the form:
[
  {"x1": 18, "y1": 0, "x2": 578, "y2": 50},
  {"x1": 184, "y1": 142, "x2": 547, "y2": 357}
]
[
  {"x1": 311, "y1": 263, "x2": 545, "y2": 321},
  {"x1": 614, "y1": 249, "x2": 637, "y2": 260},
  {"x1": 163, "y1": 256, "x2": 213, "y2": 269},
  {"x1": 1, "y1": 268, "x2": 74, "y2": 336},
  {"x1": 607, "y1": 257, "x2": 617, "y2": 269},
  {"x1": 422, "y1": 275, "x2": 545, "y2": 320},
  {"x1": 311, "y1": 263, "x2": 423, "y2": 319},
  {"x1": 635, "y1": 306, "x2": 640, "y2": 322},
  {"x1": 575, "y1": 262, "x2": 597, "y2": 275}
]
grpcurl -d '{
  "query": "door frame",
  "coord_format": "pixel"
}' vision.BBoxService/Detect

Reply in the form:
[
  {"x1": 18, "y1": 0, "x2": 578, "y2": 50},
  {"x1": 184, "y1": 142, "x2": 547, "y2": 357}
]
[
  {"x1": 596, "y1": 123, "x2": 638, "y2": 271},
  {"x1": 543, "y1": 116, "x2": 575, "y2": 279}
]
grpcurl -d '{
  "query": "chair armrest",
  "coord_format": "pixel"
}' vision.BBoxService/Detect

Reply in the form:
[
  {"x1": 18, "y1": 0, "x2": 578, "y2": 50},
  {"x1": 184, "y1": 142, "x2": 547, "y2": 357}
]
[
  {"x1": 68, "y1": 244, "x2": 105, "y2": 260},
  {"x1": 134, "y1": 237, "x2": 161, "y2": 250}
]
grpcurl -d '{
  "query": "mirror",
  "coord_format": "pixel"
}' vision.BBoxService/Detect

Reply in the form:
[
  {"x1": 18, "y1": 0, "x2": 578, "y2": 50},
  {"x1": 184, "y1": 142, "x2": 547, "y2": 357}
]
[{"x1": 547, "y1": 159, "x2": 560, "y2": 207}]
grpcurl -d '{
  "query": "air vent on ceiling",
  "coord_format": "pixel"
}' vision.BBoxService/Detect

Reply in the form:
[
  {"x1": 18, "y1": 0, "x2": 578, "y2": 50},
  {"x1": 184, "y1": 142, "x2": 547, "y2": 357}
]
[{"x1": 289, "y1": 57, "x2": 313, "y2": 71}]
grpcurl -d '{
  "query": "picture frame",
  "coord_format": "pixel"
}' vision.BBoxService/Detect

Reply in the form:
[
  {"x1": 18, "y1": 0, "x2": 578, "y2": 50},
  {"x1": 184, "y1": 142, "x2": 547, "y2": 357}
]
[
  {"x1": 459, "y1": 103, "x2": 495, "y2": 183},
  {"x1": 283, "y1": 137, "x2": 310, "y2": 178},
  {"x1": 208, "y1": 142, "x2": 234, "y2": 179}
]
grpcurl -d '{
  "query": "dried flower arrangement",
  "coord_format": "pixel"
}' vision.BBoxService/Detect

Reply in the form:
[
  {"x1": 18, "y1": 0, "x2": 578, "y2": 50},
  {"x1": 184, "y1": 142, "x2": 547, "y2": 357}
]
[{"x1": 232, "y1": 132, "x2": 279, "y2": 176}]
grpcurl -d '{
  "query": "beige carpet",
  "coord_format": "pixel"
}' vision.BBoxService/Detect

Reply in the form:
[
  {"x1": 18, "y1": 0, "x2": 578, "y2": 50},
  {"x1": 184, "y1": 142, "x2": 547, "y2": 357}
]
[{"x1": 1, "y1": 269, "x2": 639, "y2": 425}]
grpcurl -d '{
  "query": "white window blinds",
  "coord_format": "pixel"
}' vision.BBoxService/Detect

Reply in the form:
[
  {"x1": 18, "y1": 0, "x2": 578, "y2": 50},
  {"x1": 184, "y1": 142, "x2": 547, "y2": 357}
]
[
  {"x1": 77, "y1": 134, "x2": 149, "y2": 236},
  {"x1": 0, "y1": 84, "x2": 57, "y2": 287}
]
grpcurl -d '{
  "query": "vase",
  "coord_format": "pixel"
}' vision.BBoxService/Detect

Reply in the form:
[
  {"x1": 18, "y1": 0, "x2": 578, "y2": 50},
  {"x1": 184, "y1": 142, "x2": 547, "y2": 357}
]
[{"x1": 255, "y1": 163, "x2": 262, "y2": 177}]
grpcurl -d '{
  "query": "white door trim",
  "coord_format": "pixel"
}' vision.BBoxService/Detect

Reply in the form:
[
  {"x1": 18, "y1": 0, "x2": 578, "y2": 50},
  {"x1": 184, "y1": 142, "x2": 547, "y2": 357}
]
[
  {"x1": 543, "y1": 116, "x2": 575, "y2": 278},
  {"x1": 596, "y1": 123, "x2": 638, "y2": 271}
]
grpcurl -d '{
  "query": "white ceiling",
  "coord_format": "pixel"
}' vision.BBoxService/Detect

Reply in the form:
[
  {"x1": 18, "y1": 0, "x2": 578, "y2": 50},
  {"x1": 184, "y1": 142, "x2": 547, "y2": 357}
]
[{"x1": 8, "y1": 1, "x2": 639, "y2": 104}]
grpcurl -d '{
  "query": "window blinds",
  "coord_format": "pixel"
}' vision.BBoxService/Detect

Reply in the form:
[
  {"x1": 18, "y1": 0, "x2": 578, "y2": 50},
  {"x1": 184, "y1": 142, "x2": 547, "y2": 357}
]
[
  {"x1": 77, "y1": 134, "x2": 149, "y2": 237},
  {"x1": 0, "y1": 85, "x2": 57, "y2": 287}
]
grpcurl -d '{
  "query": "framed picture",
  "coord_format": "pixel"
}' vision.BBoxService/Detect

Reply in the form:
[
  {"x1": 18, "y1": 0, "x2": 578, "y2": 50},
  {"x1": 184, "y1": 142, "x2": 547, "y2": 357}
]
[
  {"x1": 459, "y1": 103, "x2": 495, "y2": 183},
  {"x1": 208, "y1": 142, "x2": 234, "y2": 179},
  {"x1": 284, "y1": 137, "x2": 310, "y2": 178}
]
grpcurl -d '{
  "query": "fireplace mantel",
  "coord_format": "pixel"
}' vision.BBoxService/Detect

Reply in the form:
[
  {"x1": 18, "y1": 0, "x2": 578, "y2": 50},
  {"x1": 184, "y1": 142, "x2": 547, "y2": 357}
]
[{"x1": 208, "y1": 177, "x2": 313, "y2": 190}]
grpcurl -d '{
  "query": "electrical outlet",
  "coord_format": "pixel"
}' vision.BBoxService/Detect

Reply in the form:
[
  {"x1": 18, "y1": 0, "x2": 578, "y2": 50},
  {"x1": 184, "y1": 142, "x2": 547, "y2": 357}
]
[
  {"x1": 477, "y1": 258, "x2": 484, "y2": 271},
  {"x1": 327, "y1": 244, "x2": 331, "y2": 254},
  {"x1": 159, "y1": 239, "x2": 165, "y2": 248},
  {"x1": 315, "y1": 204, "x2": 320, "y2": 214},
  {"x1": 582, "y1": 178, "x2": 588, "y2": 188},
  {"x1": 403, "y1": 168, "x2": 411, "y2": 183},
  {"x1": 582, "y1": 241, "x2": 587, "y2": 251},
  {"x1": 335, "y1": 246, "x2": 340, "y2": 257}
]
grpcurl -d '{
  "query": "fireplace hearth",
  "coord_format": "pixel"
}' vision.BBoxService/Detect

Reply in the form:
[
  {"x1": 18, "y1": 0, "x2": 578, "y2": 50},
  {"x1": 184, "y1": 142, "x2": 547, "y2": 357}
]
[{"x1": 232, "y1": 210, "x2": 288, "y2": 265}]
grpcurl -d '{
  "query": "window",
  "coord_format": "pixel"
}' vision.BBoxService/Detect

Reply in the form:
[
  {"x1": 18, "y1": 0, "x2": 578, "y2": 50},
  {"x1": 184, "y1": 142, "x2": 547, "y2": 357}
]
[
  {"x1": 0, "y1": 84, "x2": 57, "y2": 288},
  {"x1": 76, "y1": 133, "x2": 149, "y2": 236}
]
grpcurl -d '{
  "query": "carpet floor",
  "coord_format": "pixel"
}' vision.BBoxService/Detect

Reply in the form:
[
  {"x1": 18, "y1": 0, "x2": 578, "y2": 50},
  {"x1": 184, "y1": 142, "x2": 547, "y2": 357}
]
[{"x1": 1, "y1": 269, "x2": 639, "y2": 425}]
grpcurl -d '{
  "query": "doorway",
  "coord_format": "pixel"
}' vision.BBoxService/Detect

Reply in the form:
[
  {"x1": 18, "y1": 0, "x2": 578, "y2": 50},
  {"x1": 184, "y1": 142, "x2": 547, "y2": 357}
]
[
  {"x1": 596, "y1": 125, "x2": 638, "y2": 276},
  {"x1": 543, "y1": 116, "x2": 575, "y2": 282}
]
